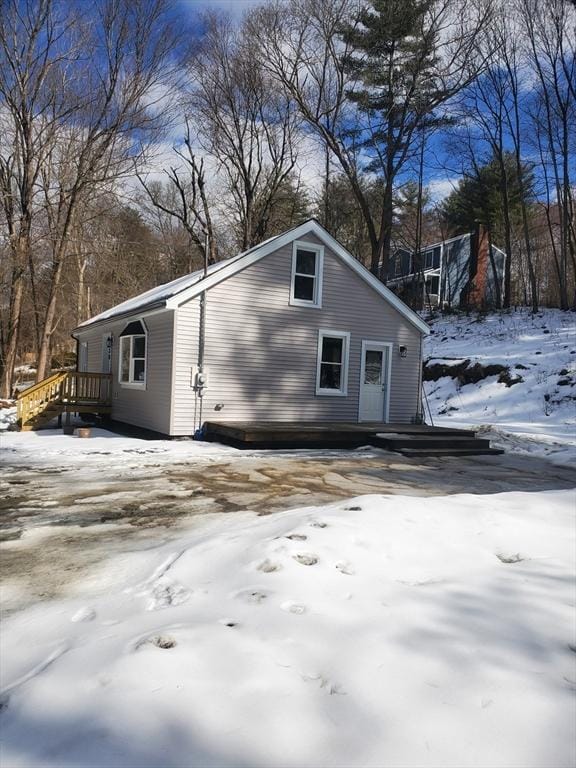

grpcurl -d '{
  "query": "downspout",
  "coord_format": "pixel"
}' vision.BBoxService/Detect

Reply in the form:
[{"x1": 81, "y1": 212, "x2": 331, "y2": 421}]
[
  {"x1": 194, "y1": 233, "x2": 209, "y2": 437},
  {"x1": 439, "y1": 242, "x2": 444, "y2": 309}
]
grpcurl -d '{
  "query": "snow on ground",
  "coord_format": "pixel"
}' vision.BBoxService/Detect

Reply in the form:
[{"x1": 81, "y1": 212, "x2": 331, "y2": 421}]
[
  {"x1": 424, "y1": 308, "x2": 576, "y2": 463},
  {"x1": 1, "y1": 490, "x2": 575, "y2": 768},
  {"x1": 0, "y1": 427, "x2": 241, "y2": 467}
]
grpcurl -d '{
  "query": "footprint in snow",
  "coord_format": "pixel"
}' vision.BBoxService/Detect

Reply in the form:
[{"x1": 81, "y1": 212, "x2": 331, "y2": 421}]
[
  {"x1": 285, "y1": 533, "x2": 307, "y2": 541},
  {"x1": 257, "y1": 559, "x2": 281, "y2": 573},
  {"x1": 150, "y1": 635, "x2": 177, "y2": 649},
  {"x1": 71, "y1": 607, "x2": 96, "y2": 623},
  {"x1": 218, "y1": 618, "x2": 239, "y2": 628},
  {"x1": 302, "y1": 672, "x2": 346, "y2": 695},
  {"x1": 146, "y1": 580, "x2": 190, "y2": 611},
  {"x1": 233, "y1": 588, "x2": 269, "y2": 603},
  {"x1": 293, "y1": 553, "x2": 318, "y2": 566},
  {"x1": 135, "y1": 635, "x2": 177, "y2": 650},
  {"x1": 309, "y1": 521, "x2": 327, "y2": 529},
  {"x1": 281, "y1": 601, "x2": 306, "y2": 614},
  {"x1": 496, "y1": 552, "x2": 524, "y2": 564},
  {"x1": 335, "y1": 561, "x2": 354, "y2": 575}
]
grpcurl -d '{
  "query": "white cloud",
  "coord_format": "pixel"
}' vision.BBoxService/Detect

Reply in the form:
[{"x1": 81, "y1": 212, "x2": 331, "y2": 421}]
[{"x1": 427, "y1": 177, "x2": 459, "y2": 203}]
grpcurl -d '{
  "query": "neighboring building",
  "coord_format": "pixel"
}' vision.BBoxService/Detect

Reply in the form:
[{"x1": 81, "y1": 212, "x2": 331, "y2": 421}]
[
  {"x1": 387, "y1": 227, "x2": 506, "y2": 309},
  {"x1": 72, "y1": 220, "x2": 429, "y2": 436}
]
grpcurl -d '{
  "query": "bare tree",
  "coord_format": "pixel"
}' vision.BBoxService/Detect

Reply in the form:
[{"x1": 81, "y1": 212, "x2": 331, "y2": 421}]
[
  {"x1": 0, "y1": 0, "x2": 82, "y2": 396},
  {"x1": 187, "y1": 11, "x2": 300, "y2": 251},
  {"x1": 33, "y1": 0, "x2": 178, "y2": 381},
  {"x1": 0, "y1": 0, "x2": 179, "y2": 389},
  {"x1": 249, "y1": 0, "x2": 494, "y2": 279},
  {"x1": 521, "y1": 0, "x2": 576, "y2": 309},
  {"x1": 451, "y1": 1, "x2": 539, "y2": 309},
  {"x1": 247, "y1": 0, "x2": 370, "y2": 250},
  {"x1": 138, "y1": 118, "x2": 219, "y2": 269}
]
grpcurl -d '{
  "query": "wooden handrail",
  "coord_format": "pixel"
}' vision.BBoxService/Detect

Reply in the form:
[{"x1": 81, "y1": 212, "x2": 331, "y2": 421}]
[
  {"x1": 16, "y1": 371, "x2": 67, "y2": 400},
  {"x1": 17, "y1": 371, "x2": 112, "y2": 429}
]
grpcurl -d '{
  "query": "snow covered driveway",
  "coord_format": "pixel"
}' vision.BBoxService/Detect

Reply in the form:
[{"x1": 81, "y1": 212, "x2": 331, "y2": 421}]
[
  {"x1": 1, "y1": 489, "x2": 575, "y2": 768},
  {"x1": 1, "y1": 429, "x2": 575, "y2": 767},
  {"x1": 2, "y1": 429, "x2": 576, "y2": 615}
]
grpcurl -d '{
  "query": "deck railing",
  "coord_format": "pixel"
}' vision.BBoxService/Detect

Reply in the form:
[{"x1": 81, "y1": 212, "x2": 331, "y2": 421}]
[
  {"x1": 17, "y1": 371, "x2": 112, "y2": 429},
  {"x1": 60, "y1": 371, "x2": 112, "y2": 405}
]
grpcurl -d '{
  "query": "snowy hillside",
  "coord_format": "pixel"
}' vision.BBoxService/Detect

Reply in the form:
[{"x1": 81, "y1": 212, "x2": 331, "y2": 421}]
[{"x1": 424, "y1": 309, "x2": 576, "y2": 461}]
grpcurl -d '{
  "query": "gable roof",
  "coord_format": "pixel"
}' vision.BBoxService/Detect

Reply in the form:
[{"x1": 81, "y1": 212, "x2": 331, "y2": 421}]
[{"x1": 75, "y1": 220, "x2": 430, "y2": 336}]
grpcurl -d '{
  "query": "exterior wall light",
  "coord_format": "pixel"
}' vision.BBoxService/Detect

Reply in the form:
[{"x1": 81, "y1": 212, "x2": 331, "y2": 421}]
[{"x1": 399, "y1": 345, "x2": 408, "y2": 358}]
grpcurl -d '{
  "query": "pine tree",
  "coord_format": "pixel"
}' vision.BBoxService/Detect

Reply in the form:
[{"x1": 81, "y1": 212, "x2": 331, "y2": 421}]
[
  {"x1": 440, "y1": 152, "x2": 535, "y2": 242},
  {"x1": 340, "y1": 0, "x2": 457, "y2": 279}
]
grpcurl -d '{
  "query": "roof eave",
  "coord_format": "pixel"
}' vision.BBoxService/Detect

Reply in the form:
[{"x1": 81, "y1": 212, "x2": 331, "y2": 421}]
[{"x1": 71, "y1": 301, "x2": 169, "y2": 336}]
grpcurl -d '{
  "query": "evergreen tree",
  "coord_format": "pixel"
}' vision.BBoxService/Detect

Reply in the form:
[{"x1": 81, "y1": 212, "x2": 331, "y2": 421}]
[
  {"x1": 440, "y1": 152, "x2": 535, "y2": 243},
  {"x1": 340, "y1": 0, "x2": 457, "y2": 279}
]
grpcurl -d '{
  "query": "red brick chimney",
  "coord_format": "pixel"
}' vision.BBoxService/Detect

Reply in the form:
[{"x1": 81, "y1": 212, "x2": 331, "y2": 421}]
[{"x1": 468, "y1": 224, "x2": 490, "y2": 308}]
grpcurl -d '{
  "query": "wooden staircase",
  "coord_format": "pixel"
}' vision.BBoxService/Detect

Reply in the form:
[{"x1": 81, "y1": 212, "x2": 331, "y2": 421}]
[{"x1": 17, "y1": 371, "x2": 112, "y2": 431}]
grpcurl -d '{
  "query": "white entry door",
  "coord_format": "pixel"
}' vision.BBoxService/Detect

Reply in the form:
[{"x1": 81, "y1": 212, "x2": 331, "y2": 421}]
[{"x1": 358, "y1": 342, "x2": 392, "y2": 422}]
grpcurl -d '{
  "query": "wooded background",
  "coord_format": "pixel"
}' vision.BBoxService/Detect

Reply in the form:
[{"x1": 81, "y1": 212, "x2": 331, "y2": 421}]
[{"x1": 1, "y1": 0, "x2": 574, "y2": 396}]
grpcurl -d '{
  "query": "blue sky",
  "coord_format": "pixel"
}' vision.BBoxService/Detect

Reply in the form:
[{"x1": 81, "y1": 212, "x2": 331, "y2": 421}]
[{"x1": 178, "y1": 0, "x2": 264, "y2": 18}]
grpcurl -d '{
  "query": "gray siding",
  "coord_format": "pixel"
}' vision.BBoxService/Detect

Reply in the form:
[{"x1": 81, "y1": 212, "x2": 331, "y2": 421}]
[
  {"x1": 76, "y1": 311, "x2": 174, "y2": 435},
  {"x1": 172, "y1": 233, "x2": 422, "y2": 435}
]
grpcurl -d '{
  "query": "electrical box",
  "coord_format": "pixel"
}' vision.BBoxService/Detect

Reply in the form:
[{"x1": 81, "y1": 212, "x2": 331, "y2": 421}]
[{"x1": 191, "y1": 367, "x2": 209, "y2": 391}]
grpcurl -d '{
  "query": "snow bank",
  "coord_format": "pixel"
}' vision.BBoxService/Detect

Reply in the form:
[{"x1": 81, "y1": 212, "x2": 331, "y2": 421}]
[
  {"x1": 424, "y1": 309, "x2": 576, "y2": 461},
  {"x1": 1, "y1": 490, "x2": 574, "y2": 768},
  {"x1": 0, "y1": 404, "x2": 17, "y2": 431}
]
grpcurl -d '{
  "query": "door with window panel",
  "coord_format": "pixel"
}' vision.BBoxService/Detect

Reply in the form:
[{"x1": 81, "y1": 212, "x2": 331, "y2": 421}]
[{"x1": 358, "y1": 342, "x2": 391, "y2": 422}]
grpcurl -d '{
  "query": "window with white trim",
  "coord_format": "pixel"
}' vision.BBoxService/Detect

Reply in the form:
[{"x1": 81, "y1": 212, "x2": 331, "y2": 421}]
[
  {"x1": 290, "y1": 241, "x2": 323, "y2": 307},
  {"x1": 316, "y1": 330, "x2": 350, "y2": 396},
  {"x1": 119, "y1": 321, "x2": 147, "y2": 386}
]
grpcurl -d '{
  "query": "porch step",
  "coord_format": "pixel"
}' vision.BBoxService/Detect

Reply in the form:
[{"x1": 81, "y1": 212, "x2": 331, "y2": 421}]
[
  {"x1": 399, "y1": 446, "x2": 504, "y2": 457},
  {"x1": 373, "y1": 433, "x2": 491, "y2": 451}
]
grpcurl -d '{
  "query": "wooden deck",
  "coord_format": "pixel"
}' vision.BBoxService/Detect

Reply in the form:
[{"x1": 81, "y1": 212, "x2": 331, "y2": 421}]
[{"x1": 203, "y1": 421, "x2": 502, "y2": 455}]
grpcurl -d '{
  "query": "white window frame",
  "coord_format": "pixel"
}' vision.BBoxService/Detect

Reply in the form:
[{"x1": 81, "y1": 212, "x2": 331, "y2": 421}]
[
  {"x1": 315, "y1": 329, "x2": 350, "y2": 397},
  {"x1": 118, "y1": 327, "x2": 147, "y2": 389},
  {"x1": 290, "y1": 240, "x2": 324, "y2": 308}
]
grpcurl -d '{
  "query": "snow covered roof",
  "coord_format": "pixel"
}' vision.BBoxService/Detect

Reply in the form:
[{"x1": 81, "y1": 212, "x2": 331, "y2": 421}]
[
  {"x1": 75, "y1": 229, "x2": 287, "y2": 329},
  {"x1": 75, "y1": 220, "x2": 430, "y2": 336}
]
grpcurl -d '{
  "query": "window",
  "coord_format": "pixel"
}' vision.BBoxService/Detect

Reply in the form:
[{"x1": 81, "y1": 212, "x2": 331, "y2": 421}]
[
  {"x1": 119, "y1": 320, "x2": 147, "y2": 387},
  {"x1": 290, "y1": 240, "x2": 323, "y2": 307},
  {"x1": 316, "y1": 330, "x2": 350, "y2": 396},
  {"x1": 423, "y1": 246, "x2": 441, "y2": 270}
]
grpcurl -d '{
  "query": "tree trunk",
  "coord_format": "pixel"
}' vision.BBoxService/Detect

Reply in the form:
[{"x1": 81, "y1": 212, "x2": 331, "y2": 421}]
[
  {"x1": 487, "y1": 229, "x2": 502, "y2": 309},
  {"x1": 35, "y1": 246, "x2": 67, "y2": 382},
  {"x1": 374, "y1": 180, "x2": 394, "y2": 279},
  {"x1": 0, "y1": 233, "x2": 30, "y2": 398},
  {"x1": 497, "y1": 158, "x2": 514, "y2": 309}
]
